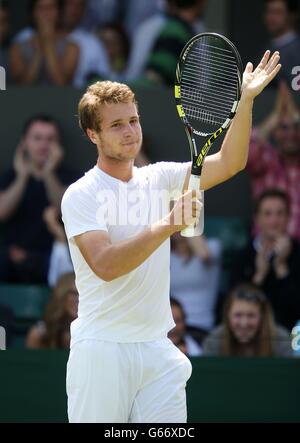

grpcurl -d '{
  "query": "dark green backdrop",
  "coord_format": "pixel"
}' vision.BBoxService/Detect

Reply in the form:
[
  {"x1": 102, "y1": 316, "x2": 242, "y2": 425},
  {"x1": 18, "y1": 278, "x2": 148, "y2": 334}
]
[{"x1": 0, "y1": 351, "x2": 299, "y2": 423}]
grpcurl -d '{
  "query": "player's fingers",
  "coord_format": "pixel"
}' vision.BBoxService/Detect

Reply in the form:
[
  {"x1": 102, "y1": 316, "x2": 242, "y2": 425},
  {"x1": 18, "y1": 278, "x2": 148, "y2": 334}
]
[
  {"x1": 191, "y1": 189, "x2": 201, "y2": 200},
  {"x1": 244, "y1": 62, "x2": 253, "y2": 74},
  {"x1": 265, "y1": 53, "x2": 280, "y2": 74},
  {"x1": 266, "y1": 63, "x2": 282, "y2": 82},
  {"x1": 254, "y1": 50, "x2": 270, "y2": 72},
  {"x1": 264, "y1": 51, "x2": 279, "y2": 70}
]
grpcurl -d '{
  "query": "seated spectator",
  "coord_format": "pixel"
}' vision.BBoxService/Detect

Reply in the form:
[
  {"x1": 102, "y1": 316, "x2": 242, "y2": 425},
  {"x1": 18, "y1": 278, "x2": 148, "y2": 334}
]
[
  {"x1": 125, "y1": 0, "x2": 206, "y2": 81},
  {"x1": 170, "y1": 232, "x2": 221, "y2": 344},
  {"x1": 81, "y1": 0, "x2": 162, "y2": 37},
  {"x1": 43, "y1": 206, "x2": 73, "y2": 288},
  {"x1": 9, "y1": 0, "x2": 79, "y2": 85},
  {"x1": 261, "y1": 0, "x2": 300, "y2": 88},
  {"x1": 168, "y1": 297, "x2": 202, "y2": 356},
  {"x1": 62, "y1": 0, "x2": 110, "y2": 88},
  {"x1": 144, "y1": 0, "x2": 204, "y2": 86},
  {"x1": 80, "y1": 0, "x2": 122, "y2": 31},
  {"x1": 26, "y1": 272, "x2": 78, "y2": 349},
  {"x1": 0, "y1": 114, "x2": 79, "y2": 284},
  {"x1": 202, "y1": 284, "x2": 293, "y2": 357},
  {"x1": 247, "y1": 81, "x2": 300, "y2": 240},
  {"x1": 96, "y1": 22, "x2": 130, "y2": 81},
  {"x1": 232, "y1": 189, "x2": 300, "y2": 331},
  {"x1": 124, "y1": 0, "x2": 164, "y2": 39},
  {"x1": 0, "y1": 0, "x2": 11, "y2": 78}
]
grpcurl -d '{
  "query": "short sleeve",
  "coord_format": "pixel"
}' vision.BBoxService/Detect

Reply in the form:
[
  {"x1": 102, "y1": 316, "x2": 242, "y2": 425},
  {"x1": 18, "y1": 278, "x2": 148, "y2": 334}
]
[{"x1": 61, "y1": 185, "x2": 108, "y2": 242}]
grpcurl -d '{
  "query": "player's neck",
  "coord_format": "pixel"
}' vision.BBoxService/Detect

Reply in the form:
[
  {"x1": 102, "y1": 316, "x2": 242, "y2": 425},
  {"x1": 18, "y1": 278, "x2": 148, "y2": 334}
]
[{"x1": 97, "y1": 157, "x2": 134, "y2": 182}]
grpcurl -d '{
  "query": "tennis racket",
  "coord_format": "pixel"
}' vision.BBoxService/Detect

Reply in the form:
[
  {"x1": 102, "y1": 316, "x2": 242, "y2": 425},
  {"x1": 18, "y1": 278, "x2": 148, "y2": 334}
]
[{"x1": 175, "y1": 32, "x2": 243, "y2": 237}]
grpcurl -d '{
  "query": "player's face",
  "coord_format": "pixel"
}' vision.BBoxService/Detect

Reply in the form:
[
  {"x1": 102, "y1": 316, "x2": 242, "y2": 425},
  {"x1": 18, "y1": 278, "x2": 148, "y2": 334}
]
[
  {"x1": 256, "y1": 197, "x2": 289, "y2": 241},
  {"x1": 24, "y1": 121, "x2": 60, "y2": 166},
  {"x1": 228, "y1": 300, "x2": 261, "y2": 343},
  {"x1": 94, "y1": 102, "x2": 142, "y2": 162}
]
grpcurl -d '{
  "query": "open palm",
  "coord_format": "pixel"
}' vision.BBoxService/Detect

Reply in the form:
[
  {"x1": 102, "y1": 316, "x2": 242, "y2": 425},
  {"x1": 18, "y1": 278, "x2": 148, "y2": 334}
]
[{"x1": 242, "y1": 50, "x2": 281, "y2": 99}]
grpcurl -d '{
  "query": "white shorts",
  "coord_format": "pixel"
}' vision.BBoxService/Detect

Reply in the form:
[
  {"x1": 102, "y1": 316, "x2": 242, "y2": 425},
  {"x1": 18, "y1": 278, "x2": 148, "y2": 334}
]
[{"x1": 66, "y1": 337, "x2": 192, "y2": 423}]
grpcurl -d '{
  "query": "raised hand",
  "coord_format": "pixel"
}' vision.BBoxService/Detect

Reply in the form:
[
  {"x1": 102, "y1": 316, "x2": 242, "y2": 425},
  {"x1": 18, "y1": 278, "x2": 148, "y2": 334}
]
[
  {"x1": 168, "y1": 190, "x2": 202, "y2": 233},
  {"x1": 13, "y1": 140, "x2": 32, "y2": 178},
  {"x1": 274, "y1": 235, "x2": 292, "y2": 265},
  {"x1": 41, "y1": 142, "x2": 63, "y2": 177},
  {"x1": 242, "y1": 50, "x2": 281, "y2": 100},
  {"x1": 252, "y1": 245, "x2": 270, "y2": 285}
]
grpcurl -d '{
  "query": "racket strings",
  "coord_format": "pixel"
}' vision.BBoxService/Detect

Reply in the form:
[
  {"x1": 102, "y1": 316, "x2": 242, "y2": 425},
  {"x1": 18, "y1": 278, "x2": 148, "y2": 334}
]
[
  {"x1": 183, "y1": 62, "x2": 238, "y2": 85},
  {"x1": 180, "y1": 36, "x2": 240, "y2": 132}
]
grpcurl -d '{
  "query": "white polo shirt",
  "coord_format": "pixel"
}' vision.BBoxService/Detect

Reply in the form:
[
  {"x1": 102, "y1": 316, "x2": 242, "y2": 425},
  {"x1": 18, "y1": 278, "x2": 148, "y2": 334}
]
[{"x1": 61, "y1": 162, "x2": 189, "y2": 346}]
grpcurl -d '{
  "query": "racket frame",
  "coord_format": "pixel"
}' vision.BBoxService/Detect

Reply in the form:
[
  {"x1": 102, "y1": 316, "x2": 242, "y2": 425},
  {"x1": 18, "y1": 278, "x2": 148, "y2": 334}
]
[{"x1": 175, "y1": 32, "x2": 243, "y2": 236}]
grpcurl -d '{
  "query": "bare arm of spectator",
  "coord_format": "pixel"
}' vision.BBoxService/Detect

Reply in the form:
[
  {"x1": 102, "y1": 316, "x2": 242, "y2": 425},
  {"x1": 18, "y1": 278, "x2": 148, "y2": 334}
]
[
  {"x1": 186, "y1": 236, "x2": 212, "y2": 263},
  {"x1": 256, "y1": 81, "x2": 300, "y2": 142},
  {"x1": 36, "y1": 16, "x2": 78, "y2": 85},
  {"x1": 26, "y1": 324, "x2": 45, "y2": 349},
  {"x1": 43, "y1": 39, "x2": 79, "y2": 86},
  {"x1": 0, "y1": 142, "x2": 30, "y2": 220},
  {"x1": 252, "y1": 245, "x2": 271, "y2": 285},
  {"x1": 9, "y1": 42, "x2": 42, "y2": 84},
  {"x1": 273, "y1": 235, "x2": 292, "y2": 279},
  {"x1": 43, "y1": 206, "x2": 66, "y2": 243}
]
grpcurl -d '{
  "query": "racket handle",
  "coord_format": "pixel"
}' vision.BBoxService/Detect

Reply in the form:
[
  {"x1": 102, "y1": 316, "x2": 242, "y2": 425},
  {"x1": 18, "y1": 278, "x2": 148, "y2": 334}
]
[{"x1": 181, "y1": 174, "x2": 204, "y2": 237}]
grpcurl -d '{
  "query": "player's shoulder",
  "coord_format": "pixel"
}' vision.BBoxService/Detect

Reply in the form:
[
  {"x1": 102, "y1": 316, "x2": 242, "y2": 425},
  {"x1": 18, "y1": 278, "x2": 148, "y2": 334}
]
[
  {"x1": 62, "y1": 167, "x2": 99, "y2": 207},
  {"x1": 143, "y1": 161, "x2": 184, "y2": 174}
]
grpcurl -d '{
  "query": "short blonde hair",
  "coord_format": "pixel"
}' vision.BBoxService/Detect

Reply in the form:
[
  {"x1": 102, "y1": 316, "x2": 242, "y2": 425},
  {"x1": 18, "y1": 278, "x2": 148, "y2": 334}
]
[{"x1": 78, "y1": 80, "x2": 137, "y2": 136}]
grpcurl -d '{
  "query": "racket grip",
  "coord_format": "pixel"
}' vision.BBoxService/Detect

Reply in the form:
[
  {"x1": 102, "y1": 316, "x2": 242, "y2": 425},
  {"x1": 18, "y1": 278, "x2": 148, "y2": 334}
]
[{"x1": 181, "y1": 174, "x2": 204, "y2": 237}]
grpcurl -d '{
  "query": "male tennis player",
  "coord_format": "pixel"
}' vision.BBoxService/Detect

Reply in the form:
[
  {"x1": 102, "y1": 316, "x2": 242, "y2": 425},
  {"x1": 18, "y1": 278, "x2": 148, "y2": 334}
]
[{"x1": 61, "y1": 50, "x2": 281, "y2": 423}]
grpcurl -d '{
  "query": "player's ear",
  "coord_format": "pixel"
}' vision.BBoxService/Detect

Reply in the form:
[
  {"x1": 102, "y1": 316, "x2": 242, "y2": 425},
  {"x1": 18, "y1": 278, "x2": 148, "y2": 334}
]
[{"x1": 87, "y1": 129, "x2": 98, "y2": 145}]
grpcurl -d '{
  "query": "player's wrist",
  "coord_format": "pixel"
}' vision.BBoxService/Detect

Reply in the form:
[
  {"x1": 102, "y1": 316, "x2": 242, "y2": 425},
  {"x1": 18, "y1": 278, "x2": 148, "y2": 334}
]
[
  {"x1": 159, "y1": 216, "x2": 178, "y2": 236},
  {"x1": 239, "y1": 93, "x2": 254, "y2": 107}
]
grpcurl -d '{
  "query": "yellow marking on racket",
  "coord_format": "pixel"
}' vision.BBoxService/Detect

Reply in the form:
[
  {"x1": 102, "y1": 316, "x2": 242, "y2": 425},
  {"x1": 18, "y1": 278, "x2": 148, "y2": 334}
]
[
  {"x1": 176, "y1": 104, "x2": 185, "y2": 117},
  {"x1": 175, "y1": 85, "x2": 181, "y2": 98}
]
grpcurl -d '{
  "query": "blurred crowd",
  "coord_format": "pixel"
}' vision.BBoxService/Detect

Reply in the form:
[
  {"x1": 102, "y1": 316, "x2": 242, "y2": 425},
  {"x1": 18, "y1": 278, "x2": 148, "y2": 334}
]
[
  {"x1": 0, "y1": 0, "x2": 300, "y2": 357},
  {"x1": 1, "y1": 0, "x2": 207, "y2": 87}
]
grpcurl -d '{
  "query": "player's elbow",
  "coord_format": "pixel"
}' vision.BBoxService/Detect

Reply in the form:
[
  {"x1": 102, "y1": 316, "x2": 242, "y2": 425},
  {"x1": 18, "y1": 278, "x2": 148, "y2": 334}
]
[
  {"x1": 94, "y1": 261, "x2": 119, "y2": 282},
  {"x1": 95, "y1": 266, "x2": 115, "y2": 282},
  {"x1": 228, "y1": 159, "x2": 247, "y2": 177}
]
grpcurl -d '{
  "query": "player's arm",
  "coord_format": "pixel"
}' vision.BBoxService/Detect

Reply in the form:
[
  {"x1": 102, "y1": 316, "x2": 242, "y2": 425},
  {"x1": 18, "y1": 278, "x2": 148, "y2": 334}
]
[
  {"x1": 200, "y1": 94, "x2": 254, "y2": 190},
  {"x1": 75, "y1": 190, "x2": 201, "y2": 281},
  {"x1": 184, "y1": 51, "x2": 281, "y2": 191}
]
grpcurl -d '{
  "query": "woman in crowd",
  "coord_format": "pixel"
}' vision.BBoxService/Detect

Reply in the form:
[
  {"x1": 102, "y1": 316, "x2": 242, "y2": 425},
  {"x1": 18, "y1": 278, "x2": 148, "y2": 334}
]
[
  {"x1": 202, "y1": 284, "x2": 292, "y2": 357},
  {"x1": 26, "y1": 272, "x2": 78, "y2": 349},
  {"x1": 9, "y1": 0, "x2": 78, "y2": 85}
]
